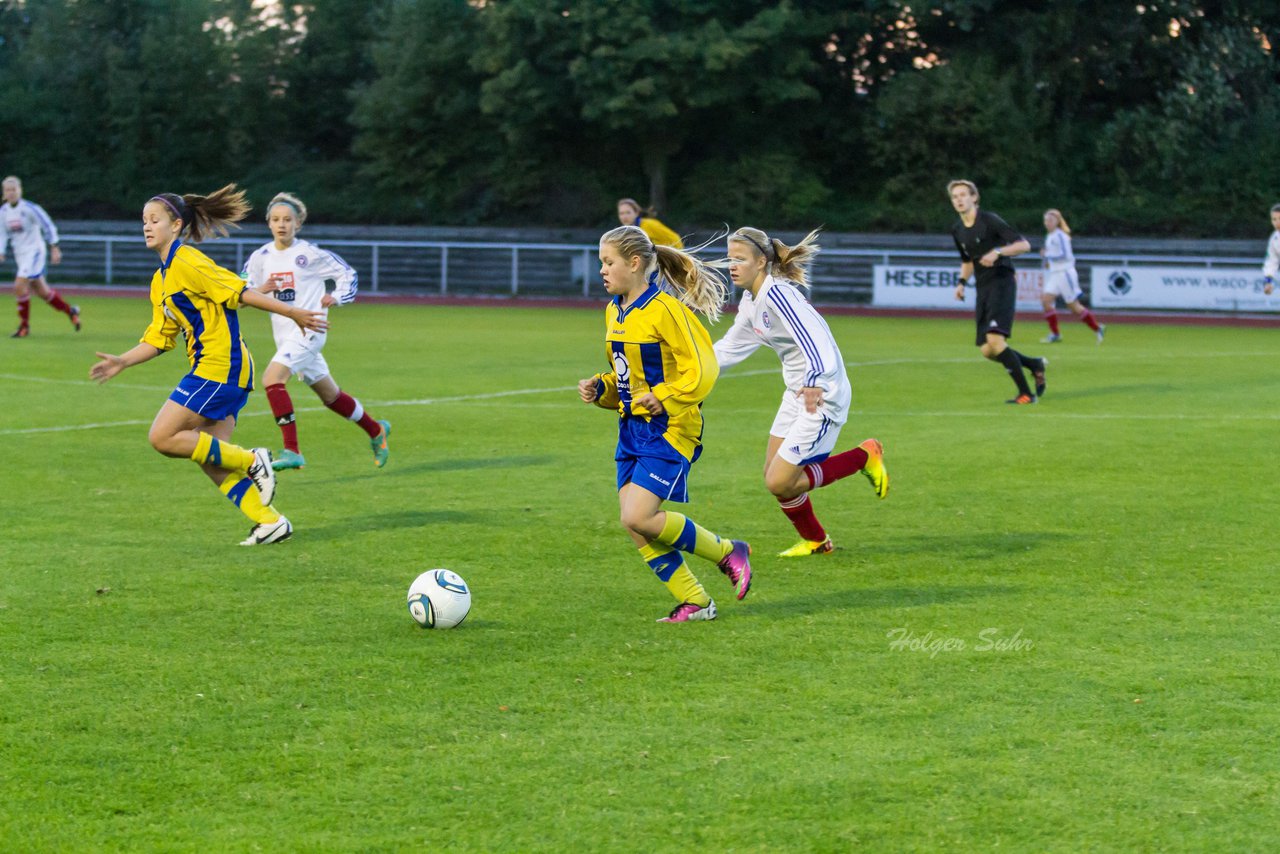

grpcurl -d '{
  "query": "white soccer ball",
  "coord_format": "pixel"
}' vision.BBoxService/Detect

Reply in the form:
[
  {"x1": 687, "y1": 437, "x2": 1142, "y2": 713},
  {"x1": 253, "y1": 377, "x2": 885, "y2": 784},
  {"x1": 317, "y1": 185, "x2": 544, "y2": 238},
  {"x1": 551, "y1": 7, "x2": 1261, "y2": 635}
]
[{"x1": 407, "y1": 569, "x2": 472, "y2": 629}]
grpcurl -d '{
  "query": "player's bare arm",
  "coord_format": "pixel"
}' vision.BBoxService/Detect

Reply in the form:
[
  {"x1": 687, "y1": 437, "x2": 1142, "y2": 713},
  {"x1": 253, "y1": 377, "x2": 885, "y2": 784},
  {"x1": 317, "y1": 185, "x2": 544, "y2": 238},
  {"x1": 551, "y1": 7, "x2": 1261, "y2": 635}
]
[
  {"x1": 955, "y1": 261, "x2": 974, "y2": 300},
  {"x1": 90, "y1": 342, "x2": 163, "y2": 383},
  {"x1": 240, "y1": 287, "x2": 327, "y2": 333}
]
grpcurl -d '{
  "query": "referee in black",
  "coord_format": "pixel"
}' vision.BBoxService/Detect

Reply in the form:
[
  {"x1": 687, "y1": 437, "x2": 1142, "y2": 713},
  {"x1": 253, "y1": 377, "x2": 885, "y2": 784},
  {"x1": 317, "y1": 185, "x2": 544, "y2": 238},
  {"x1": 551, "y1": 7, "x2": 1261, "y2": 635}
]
[{"x1": 948, "y1": 179, "x2": 1046, "y2": 404}]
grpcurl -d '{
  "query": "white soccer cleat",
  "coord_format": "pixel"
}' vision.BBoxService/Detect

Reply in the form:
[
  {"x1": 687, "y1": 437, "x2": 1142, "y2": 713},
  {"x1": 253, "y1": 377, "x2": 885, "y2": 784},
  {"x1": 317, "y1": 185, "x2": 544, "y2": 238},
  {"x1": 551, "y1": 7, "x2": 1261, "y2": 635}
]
[
  {"x1": 246, "y1": 447, "x2": 277, "y2": 505},
  {"x1": 240, "y1": 515, "x2": 292, "y2": 546}
]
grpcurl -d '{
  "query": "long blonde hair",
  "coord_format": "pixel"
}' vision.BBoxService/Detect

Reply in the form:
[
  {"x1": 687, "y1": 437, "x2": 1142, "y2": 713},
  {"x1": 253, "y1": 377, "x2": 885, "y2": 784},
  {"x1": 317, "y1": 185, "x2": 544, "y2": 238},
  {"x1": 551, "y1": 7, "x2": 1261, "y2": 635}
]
[
  {"x1": 600, "y1": 225, "x2": 728, "y2": 322},
  {"x1": 729, "y1": 227, "x2": 822, "y2": 288},
  {"x1": 150, "y1": 183, "x2": 250, "y2": 243},
  {"x1": 1044, "y1": 208, "x2": 1071, "y2": 235}
]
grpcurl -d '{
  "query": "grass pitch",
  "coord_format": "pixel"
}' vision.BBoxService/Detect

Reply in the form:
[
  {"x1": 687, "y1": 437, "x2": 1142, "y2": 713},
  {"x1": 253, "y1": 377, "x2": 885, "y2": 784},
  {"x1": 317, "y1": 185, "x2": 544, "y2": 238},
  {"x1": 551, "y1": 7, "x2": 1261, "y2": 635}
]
[{"x1": 2, "y1": 296, "x2": 1278, "y2": 851}]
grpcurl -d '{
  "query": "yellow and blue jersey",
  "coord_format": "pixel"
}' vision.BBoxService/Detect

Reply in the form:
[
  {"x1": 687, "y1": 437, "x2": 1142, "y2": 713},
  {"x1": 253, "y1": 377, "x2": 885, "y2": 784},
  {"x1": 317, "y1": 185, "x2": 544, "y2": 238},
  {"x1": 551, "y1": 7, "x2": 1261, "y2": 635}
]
[
  {"x1": 593, "y1": 282, "x2": 718, "y2": 462},
  {"x1": 141, "y1": 241, "x2": 255, "y2": 390}
]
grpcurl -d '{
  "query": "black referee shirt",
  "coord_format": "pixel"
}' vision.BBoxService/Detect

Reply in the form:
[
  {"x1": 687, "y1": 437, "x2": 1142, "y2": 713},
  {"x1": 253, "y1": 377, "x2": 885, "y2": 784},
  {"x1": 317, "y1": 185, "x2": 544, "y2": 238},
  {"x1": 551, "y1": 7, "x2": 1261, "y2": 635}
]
[{"x1": 951, "y1": 210, "x2": 1023, "y2": 287}]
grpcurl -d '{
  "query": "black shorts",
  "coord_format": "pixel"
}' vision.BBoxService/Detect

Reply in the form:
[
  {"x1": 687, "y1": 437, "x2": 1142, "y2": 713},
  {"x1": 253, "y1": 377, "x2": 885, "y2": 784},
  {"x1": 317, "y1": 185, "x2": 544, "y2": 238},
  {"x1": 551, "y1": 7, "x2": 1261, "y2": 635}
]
[{"x1": 974, "y1": 278, "x2": 1017, "y2": 345}]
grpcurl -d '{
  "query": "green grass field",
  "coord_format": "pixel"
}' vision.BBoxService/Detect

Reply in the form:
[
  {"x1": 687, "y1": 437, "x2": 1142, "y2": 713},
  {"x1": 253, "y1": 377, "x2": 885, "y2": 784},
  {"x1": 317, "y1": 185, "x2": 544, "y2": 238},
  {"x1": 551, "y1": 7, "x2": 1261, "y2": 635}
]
[{"x1": 2, "y1": 296, "x2": 1278, "y2": 851}]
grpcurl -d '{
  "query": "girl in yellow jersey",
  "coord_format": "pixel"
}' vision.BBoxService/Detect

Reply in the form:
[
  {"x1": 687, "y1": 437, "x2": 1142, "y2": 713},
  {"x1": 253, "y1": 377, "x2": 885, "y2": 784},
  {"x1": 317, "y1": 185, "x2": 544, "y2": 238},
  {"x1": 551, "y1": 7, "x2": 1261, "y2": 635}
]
[
  {"x1": 616, "y1": 198, "x2": 684, "y2": 248},
  {"x1": 577, "y1": 225, "x2": 752, "y2": 623},
  {"x1": 90, "y1": 185, "x2": 327, "y2": 546}
]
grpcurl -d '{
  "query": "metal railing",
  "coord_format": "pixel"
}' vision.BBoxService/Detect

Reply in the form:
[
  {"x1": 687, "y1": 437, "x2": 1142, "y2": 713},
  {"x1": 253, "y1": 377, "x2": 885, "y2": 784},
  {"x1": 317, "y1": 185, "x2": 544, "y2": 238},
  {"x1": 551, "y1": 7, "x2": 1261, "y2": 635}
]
[{"x1": 50, "y1": 234, "x2": 1262, "y2": 304}]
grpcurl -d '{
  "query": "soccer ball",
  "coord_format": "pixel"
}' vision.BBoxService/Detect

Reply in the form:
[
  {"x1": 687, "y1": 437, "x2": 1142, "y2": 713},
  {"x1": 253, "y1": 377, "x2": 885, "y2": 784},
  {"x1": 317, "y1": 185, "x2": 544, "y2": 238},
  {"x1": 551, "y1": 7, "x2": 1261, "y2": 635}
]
[{"x1": 407, "y1": 569, "x2": 472, "y2": 629}]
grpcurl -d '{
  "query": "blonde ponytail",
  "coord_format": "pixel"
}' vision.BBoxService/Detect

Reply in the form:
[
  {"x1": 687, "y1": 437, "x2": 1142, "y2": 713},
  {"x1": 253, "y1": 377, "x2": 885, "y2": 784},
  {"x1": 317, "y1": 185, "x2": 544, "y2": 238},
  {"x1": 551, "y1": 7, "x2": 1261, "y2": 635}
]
[
  {"x1": 600, "y1": 225, "x2": 729, "y2": 323},
  {"x1": 731, "y1": 227, "x2": 822, "y2": 288}
]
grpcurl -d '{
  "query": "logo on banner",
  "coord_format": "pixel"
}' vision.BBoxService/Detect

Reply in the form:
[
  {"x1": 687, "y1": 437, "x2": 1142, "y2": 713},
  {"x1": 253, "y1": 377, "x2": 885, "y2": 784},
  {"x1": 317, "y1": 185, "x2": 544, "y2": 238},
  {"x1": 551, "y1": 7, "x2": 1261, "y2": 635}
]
[{"x1": 1108, "y1": 272, "x2": 1132, "y2": 296}]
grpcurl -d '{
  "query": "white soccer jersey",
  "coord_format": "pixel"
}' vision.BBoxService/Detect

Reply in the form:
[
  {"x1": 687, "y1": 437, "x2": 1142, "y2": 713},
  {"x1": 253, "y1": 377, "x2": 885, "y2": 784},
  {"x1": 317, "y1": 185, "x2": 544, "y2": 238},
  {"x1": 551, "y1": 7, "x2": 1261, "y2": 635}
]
[
  {"x1": 713, "y1": 275, "x2": 851, "y2": 425},
  {"x1": 243, "y1": 237, "x2": 358, "y2": 343},
  {"x1": 1263, "y1": 231, "x2": 1280, "y2": 279},
  {"x1": 1, "y1": 199, "x2": 58, "y2": 258},
  {"x1": 1043, "y1": 229, "x2": 1075, "y2": 272}
]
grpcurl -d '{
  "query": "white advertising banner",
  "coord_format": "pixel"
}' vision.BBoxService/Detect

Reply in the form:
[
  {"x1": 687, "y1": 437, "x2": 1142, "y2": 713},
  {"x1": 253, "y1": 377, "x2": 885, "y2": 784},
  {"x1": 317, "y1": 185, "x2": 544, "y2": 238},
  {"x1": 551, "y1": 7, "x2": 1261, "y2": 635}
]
[
  {"x1": 1091, "y1": 266, "x2": 1279, "y2": 312},
  {"x1": 872, "y1": 265, "x2": 1045, "y2": 311}
]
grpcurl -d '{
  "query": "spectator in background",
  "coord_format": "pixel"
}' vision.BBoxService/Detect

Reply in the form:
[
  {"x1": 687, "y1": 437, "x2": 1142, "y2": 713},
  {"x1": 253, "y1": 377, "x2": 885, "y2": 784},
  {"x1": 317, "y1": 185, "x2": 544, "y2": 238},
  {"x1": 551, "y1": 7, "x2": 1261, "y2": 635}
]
[
  {"x1": 1262, "y1": 203, "x2": 1280, "y2": 296},
  {"x1": 1, "y1": 176, "x2": 78, "y2": 338},
  {"x1": 616, "y1": 198, "x2": 684, "y2": 248},
  {"x1": 1039, "y1": 208, "x2": 1105, "y2": 344}
]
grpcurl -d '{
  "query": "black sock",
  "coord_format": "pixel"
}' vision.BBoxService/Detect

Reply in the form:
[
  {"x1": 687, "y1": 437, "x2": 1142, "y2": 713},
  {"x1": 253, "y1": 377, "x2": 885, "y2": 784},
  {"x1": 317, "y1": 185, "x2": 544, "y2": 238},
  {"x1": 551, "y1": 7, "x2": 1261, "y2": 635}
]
[
  {"x1": 997, "y1": 348, "x2": 1033, "y2": 396},
  {"x1": 1012, "y1": 349, "x2": 1042, "y2": 370}
]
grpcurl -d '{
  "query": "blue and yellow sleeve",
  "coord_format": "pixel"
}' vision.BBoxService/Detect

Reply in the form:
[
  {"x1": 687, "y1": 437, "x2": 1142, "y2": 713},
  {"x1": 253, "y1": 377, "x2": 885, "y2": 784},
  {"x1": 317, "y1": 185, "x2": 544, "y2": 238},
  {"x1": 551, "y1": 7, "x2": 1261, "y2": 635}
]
[
  {"x1": 592, "y1": 372, "x2": 621, "y2": 410},
  {"x1": 139, "y1": 271, "x2": 178, "y2": 352}
]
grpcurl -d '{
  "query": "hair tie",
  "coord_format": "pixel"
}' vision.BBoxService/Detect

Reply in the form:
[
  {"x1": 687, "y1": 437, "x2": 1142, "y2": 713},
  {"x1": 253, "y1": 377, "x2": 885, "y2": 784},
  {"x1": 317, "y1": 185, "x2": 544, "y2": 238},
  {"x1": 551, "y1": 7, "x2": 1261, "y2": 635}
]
[
  {"x1": 740, "y1": 233, "x2": 771, "y2": 260},
  {"x1": 151, "y1": 194, "x2": 186, "y2": 223}
]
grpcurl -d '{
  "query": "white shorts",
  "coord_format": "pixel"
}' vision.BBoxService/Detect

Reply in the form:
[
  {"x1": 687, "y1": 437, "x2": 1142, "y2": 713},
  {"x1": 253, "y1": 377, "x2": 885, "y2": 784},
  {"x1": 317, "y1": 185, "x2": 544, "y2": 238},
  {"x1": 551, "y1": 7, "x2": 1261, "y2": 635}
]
[
  {"x1": 769, "y1": 389, "x2": 845, "y2": 466},
  {"x1": 271, "y1": 334, "x2": 330, "y2": 386},
  {"x1": 1043, "y1": 268, "x2": 1082, "y2": 302},
  {"x1": 12, "y1": 245, "x2": 47, "y2": 280}
]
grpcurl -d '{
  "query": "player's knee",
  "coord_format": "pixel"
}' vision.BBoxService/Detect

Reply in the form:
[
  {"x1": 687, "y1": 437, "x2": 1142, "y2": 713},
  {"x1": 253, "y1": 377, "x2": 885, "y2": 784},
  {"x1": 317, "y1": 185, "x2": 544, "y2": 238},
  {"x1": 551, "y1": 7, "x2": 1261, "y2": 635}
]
[
  {"x1": 147, "y1": 426, "x2": 180, "y2": 456},
  {"x1": 618, "y1": 506, "x2": 653, "y2": 538},
  {"x1": 764, "y1": 466, "x2": 801, "y2": 499}
]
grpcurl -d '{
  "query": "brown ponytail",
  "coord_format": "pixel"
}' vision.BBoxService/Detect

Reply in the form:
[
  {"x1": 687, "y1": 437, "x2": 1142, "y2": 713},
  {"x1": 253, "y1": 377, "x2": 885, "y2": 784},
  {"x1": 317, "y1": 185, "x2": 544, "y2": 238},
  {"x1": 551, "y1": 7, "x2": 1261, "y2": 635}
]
[{"x1": 152, "y1": 184, "x2": 250, "y2": 243}]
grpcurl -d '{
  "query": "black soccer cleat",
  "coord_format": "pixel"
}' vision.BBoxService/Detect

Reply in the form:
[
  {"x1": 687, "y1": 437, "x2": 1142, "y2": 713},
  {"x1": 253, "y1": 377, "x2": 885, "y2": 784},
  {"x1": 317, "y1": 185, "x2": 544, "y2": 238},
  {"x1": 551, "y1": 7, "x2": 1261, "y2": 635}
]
[{"x1": 1032, "y1": 358, "x2": 1048, "y2": 398}]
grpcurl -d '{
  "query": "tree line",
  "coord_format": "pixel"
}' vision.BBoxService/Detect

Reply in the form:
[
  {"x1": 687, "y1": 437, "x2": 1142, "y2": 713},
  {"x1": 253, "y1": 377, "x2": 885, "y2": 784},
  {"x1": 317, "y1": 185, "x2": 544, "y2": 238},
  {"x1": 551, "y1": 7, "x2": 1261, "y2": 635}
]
[{"x1": 1, "y1": 0, "x2": 1278, "y2": 236}]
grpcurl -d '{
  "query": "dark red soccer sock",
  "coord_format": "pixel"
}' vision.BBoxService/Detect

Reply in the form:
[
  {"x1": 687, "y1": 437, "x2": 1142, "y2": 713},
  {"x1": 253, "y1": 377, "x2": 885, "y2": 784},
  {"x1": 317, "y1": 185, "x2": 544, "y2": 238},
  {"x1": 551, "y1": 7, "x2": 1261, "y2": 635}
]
[
  {"x1": 264, "y1": 383, "x2": 300, "y2": 452},
  {"x1": 804, "y1": 446, "x2": 870, "y2": 490},
  {"x1": 327, "y1": 391, "x2": 382, "y2": 438},
  {"x1": 778, "y1": 493, "x2": 827, "y2": 542},
  {"x1": 1080, "y1": 309, "x2": 1100, "y2": 332},
  {"x1": 43, "y1": 288, "x2": 72, "y2": 315},
  {"x1": 16, "y1": 296, "x2": 30, "y2": 326},
  {"x1": 1045, "y1": 312, "x2": 1060, "y2": 335}
]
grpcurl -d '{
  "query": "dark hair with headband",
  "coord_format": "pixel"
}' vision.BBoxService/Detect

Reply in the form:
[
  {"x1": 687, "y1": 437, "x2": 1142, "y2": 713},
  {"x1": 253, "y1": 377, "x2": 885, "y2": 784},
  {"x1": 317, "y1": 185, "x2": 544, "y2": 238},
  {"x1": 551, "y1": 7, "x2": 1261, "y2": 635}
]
[
  {"x1": 147, "y1": 183, "x2": 250, "y2": 243},
  {"x1": 729, "y1": 226, "x2": 822, "y2": 289}
]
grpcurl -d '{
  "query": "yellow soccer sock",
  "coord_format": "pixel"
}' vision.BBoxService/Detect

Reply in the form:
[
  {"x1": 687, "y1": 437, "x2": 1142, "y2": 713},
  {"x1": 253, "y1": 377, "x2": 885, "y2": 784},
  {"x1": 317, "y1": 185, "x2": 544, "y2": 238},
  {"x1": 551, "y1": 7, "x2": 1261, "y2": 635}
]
[
  {"x1": 639, "y1": 542, "x2": 710, "y2": 606},
  {"x1": 656, "y1": 512, "x2": 732, "y2": 563},
  {"x1": 219, "y1": 473, "x2": 281, "y2": 525},
  {"x1": 192, "y1": 431, "x2": 256, "y2": 472}
]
